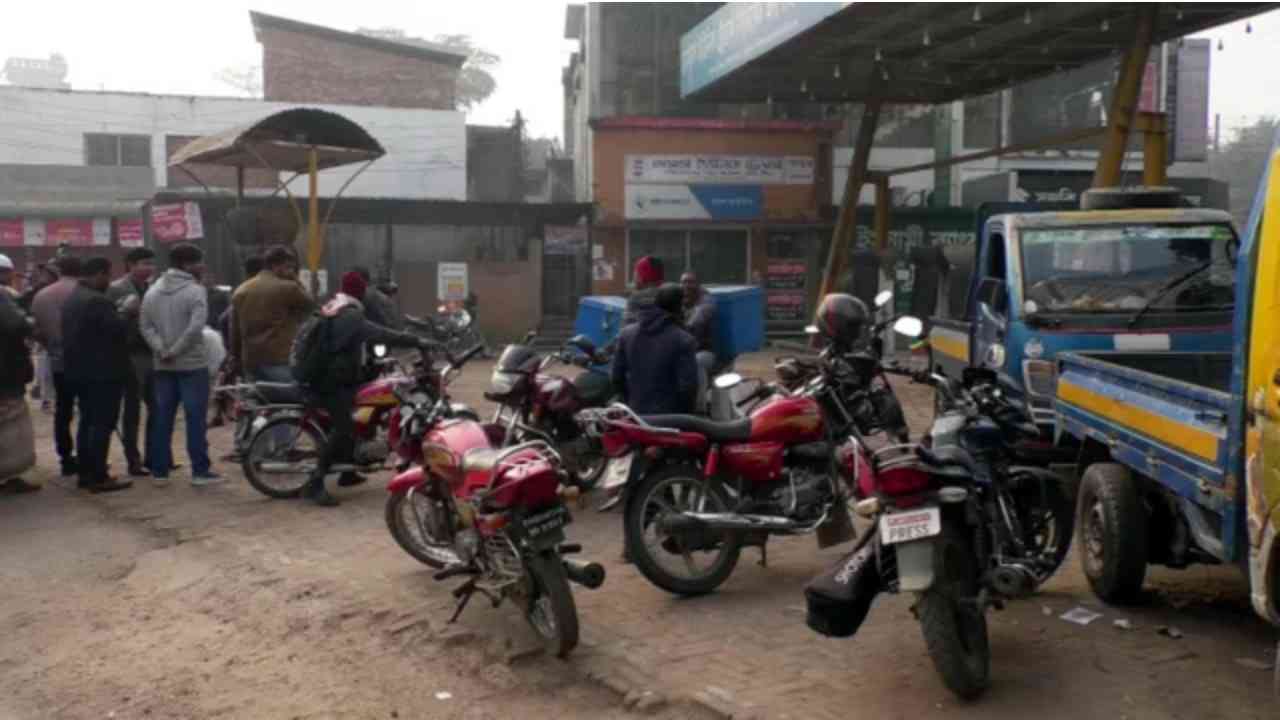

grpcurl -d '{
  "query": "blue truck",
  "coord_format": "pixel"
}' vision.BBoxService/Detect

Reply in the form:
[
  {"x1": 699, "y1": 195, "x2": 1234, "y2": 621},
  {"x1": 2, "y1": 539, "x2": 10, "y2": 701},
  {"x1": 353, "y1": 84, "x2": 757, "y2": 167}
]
[
  {"x1": 1055, "y1": 149, "x2": 1280, "y2": 625},
  {"x1": 927, "y1": 197, "x2": 1237, "y2": 463}
]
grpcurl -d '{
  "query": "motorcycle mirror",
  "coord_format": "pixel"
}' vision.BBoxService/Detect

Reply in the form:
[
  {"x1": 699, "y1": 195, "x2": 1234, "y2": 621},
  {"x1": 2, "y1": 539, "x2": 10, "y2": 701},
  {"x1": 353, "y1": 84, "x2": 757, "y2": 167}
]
[
  {"x1": 804, "y1": 325, "x2": 820, "y2": 336},
  {"x1": 874, "y1": 290, "x2": 893, "y2": 308},
  {"x1": 373, "y1": 344, "x2": 388, "y2": 358},
  {"x1": 892, "y1": 316, "x2": 924, "y2": 338},
  {"x1": 437, "y1": 304, "x2": 448, "y2": 314},
  {"x1": 453, "y1": 309, "x2": 473, "y2": 331},
  {"x1": 714, "y1": 373, "x2": 743, "y2": 390}
]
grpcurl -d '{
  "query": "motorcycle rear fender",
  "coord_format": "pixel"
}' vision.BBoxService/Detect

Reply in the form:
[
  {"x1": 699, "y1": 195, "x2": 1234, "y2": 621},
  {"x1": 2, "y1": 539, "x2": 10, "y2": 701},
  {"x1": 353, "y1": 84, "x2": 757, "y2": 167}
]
[
  {"x1": 892, "y1": 539, "x2": 936, "y2": 592},
  {"x1": 387, "y1": 466, "x2": 427, "y2": 494}
]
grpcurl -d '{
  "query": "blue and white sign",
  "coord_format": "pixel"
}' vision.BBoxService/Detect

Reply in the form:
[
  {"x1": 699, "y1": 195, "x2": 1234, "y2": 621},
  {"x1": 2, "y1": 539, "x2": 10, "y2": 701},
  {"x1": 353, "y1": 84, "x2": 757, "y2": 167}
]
[
  {"x1": 626, "y1": 184, "x2": 763, "y2": 221},
  {"x1": 681, "y1": 2, "x2": 851, "y2": 97},
  {"x1": 627, "y1": 154, "x2": 814, "y2": 185}
]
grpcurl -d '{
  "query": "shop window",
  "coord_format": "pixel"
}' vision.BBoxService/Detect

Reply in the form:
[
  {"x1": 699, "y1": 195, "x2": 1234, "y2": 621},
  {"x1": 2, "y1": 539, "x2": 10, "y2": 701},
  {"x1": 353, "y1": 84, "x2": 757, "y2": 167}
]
[
  {"x1": 689, "y1": 229, "x2": 748, "y2": 285},
  {"x1": 84, "y1": 133, "x2": 151, "y2": 167}
]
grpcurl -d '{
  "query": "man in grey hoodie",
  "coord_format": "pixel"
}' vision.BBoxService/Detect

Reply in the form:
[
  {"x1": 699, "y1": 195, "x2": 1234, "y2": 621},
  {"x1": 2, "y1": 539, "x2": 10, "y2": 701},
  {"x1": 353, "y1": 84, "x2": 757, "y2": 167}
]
[{"x1": 140, "y1": 243, "x2": 220, "y2": 486}]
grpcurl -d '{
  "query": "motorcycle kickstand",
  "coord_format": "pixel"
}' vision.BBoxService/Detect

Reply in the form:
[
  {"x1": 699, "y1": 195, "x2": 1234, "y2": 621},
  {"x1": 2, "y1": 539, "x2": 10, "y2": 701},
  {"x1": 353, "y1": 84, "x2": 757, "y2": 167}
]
[
  {"x1": 758, "y1": 541, "x2": 768, "y2": 568},
  {"x1": 448, "y1": 579, "x2": 478, "y2": 624}
]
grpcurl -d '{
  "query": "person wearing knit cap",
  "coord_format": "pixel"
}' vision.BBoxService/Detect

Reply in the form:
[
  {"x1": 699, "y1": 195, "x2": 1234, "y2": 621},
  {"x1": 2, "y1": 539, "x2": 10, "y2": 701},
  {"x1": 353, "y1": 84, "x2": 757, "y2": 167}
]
[{"x1": 301, "y1": 269, "x2": 424, "y2": 506}]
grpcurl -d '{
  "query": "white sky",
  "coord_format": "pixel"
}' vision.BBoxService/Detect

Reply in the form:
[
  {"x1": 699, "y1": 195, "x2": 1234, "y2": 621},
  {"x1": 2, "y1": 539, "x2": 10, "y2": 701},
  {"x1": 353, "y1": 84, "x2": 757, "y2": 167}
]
[{"x1": 0, "y1": 2, "x2": 1275, "y2": 143}]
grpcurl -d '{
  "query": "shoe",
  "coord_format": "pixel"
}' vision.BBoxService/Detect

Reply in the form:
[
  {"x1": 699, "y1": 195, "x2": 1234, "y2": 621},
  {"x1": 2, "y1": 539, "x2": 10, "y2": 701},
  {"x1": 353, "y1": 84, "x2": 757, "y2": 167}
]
[
  {"x1": 152, "y1": 476, "x2": 172, "y2": 488},
  {"x1": 89, "y1": 477, "x2": 133, "y2": 494},
  {"x1": 128, "y1": 465, "x2": 151, "y2": 478},
  {"x1": 4, "y1": 478, "x2": 41, "y2": 494},
  {"x1": 302, "y1": 483, "x2": 340, "y2": 507},
  {"x1": 62, "y1": 458, "x2": 80, "y2": 477},
  {"x1": 337, "y1": 472, "x2": 367, "y2": 487},
  {"x1": 191, "y1": 472, "x2": 225, "y2": 487}
]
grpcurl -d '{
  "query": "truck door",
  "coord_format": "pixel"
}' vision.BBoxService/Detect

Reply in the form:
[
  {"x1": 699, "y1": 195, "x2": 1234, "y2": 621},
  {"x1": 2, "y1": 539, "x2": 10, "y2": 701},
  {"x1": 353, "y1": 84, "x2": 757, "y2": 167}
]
[
  {"x1": 971, "y1": 229, "x2": 1010, "y2": 372},
  {"x1": 1247, "y1": 151, "x2": 1280, "y2": 622}
]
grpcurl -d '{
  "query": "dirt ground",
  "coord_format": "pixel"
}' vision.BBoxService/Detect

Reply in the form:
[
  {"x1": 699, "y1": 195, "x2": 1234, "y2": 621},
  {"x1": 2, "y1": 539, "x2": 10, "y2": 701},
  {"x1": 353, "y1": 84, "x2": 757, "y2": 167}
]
[{"x1": 1, "y1": 352, "x2": 1277, "y2": 720}]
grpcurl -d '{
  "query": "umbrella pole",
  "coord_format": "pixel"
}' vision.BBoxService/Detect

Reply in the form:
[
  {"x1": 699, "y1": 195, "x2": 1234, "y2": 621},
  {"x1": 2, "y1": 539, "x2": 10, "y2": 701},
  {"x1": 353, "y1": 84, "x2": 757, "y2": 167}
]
[{"x1": 306, "y1": 147, "x2": 321, "y2": 294}]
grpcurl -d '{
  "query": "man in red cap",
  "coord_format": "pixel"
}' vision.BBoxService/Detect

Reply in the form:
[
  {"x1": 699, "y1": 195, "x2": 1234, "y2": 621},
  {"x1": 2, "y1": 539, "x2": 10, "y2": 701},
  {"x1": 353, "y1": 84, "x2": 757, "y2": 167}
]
[
  {"x1": 303, "y1": 269, "x2": 424, "y2": 506},
  {"x1": 623, "y1": 255, "x2": 665, "y2": 326}
]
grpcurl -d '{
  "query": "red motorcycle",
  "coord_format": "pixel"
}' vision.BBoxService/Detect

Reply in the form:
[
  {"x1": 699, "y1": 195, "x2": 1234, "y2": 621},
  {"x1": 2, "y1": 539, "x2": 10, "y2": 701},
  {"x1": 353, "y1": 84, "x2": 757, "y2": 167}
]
[
  {"x1": 579, "y1": 313, "x2": 923, "y2": 597},
  {"x1": 384, "y1": 424, "x2": 605, "y2": 657},
  {"x1": 240, "y1": 345, "x2": 483, "y2": 498}
]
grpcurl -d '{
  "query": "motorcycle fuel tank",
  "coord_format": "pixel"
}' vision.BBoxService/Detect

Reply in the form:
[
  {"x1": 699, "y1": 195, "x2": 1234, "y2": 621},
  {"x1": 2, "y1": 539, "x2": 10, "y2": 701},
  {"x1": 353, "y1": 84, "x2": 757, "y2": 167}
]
[
  {"x1": 422, "y1": 419, "x2": 494, "y2": 493},
  {"x1": 356, "y1": 375, "x2": 409, "y2": 408},
  {"x1": 749, "y1": 395, "x2": 824, "y2": 445},
  {"x1": 535, "y1": 375, "x2": 581, "y2": 414}
]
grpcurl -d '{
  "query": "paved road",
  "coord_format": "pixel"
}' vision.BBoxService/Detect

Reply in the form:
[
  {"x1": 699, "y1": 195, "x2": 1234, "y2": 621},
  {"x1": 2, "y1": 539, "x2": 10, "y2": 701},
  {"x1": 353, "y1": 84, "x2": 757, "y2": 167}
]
[{"x1": 1, "y1": 352, "x2": 1276, "y2": 719}]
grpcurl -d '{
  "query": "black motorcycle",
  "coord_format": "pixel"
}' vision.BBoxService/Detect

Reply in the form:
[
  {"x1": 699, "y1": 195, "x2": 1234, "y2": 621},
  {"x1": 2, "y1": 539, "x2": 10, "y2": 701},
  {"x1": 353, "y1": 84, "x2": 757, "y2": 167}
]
[{"x1": 805, "y1": 366, "x2": 1074, "y2": 700}]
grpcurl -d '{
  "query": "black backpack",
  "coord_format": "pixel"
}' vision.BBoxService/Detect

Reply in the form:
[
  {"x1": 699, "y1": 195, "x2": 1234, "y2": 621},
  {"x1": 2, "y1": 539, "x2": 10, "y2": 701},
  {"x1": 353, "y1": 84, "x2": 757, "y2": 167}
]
[{"x1": 289, "y1": 313, "x2": 331, "y2": 386}]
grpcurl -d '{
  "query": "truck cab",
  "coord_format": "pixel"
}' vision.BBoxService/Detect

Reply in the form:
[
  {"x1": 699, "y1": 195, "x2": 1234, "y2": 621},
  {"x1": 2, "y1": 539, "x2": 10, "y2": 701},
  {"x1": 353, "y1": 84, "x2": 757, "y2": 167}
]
[{"x1": 929, "y1": 196, "x2": 1238, "y2": 457}]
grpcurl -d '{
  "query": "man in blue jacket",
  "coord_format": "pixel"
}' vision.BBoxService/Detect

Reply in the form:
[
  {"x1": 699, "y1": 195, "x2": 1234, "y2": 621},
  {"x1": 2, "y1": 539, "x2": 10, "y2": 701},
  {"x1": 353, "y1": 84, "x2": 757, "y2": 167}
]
[{"x1": 612, "y1": 283, "x2": 698, "y2": 416}]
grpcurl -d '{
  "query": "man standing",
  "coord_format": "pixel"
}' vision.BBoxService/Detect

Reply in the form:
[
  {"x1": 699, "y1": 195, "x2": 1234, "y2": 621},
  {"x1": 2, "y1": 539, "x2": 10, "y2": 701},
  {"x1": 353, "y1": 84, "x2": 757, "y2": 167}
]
[
  {"x1": 623, "y1": 256, "x2": 665, "y2": 326},
  {"x1": 30, "y1": 255, "x2": 83, "y2": 476},
  {"x1": 612, "y1": 283, "x2": 699, "y2": 416},
  {"x1": 681, "y1": 271, "x2": 718, "y2": 412},
  {"x1": 230, "y1": 246, "x2": 312, "y2": 384},
  {"x1": 0, "y1": 265, "x2": 38, "y2": 494},
  {"x1": 303, "y1": 271, "x2": 423, "y2": 506},
  {"x1": 62, "y1": 257, "x2": 132, "y2": 493},
  {"x1": 106, "y1": 247, "x2": 157, "y2": 478},
  {"x1": 140, "y1": 243, "x2": 220, "y2": 486}
]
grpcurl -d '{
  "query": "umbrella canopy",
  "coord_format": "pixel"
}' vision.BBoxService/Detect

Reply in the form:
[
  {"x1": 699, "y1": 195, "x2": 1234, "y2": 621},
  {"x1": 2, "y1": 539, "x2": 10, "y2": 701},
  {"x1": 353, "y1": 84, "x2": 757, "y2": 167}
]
[{"x1": 167, "y1": 107, "x2": 385, "y2": 172}]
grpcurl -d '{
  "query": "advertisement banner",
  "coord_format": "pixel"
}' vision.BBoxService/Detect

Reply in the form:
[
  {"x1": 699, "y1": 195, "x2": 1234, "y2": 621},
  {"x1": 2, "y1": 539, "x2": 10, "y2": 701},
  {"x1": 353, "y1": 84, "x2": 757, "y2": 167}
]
[
  {"x1": 626, "y1": 154, "x2": 813, "y2": 186},
  {"x1": 118, "y1": 218, "x2": 145, "y2": 248},
  {"x1": 0, "y1": 219, "x2": 23, "y2": 247},
  {"x1": 152, "y1": 201, "x2": 204, "y2": 243},
  {"x1": 46, "y1": 219, "x2": 94, "y2": 247},
  {"x1": 765, "y1": 259, "x2": 809, "y2": 322},
  {"x1": 23, "y1": 219, "x2": 45, "y2": 247},
  {"x1": 437, "y1": 262, "x2": 468, "y2": 301},
  {"x1": 544, "y1": 225, "x2": 588, "y2": 256},
  {"x1": 625, "y1": 184, "x2": 762, "y2": 220},
  {"x1": 92, "y1": 218, "x2": 111, "y2": 247}
]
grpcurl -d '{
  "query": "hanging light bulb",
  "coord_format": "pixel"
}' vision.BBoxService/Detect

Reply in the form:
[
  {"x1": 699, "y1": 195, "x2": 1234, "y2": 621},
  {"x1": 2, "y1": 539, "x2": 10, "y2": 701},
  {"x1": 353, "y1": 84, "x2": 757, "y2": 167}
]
[
  {"x1": 881, "y1": 66, "x2": 889, "y2": 81},
  {"x1": 1218, "y1": 38, "x2": 1224, "y2": 51},
  {"x1": 1176, "y1": 10, "x2": 1184, "y2": 21},
  {"x1": 972, "y1": 6, "x2": 981, "y2": 23},
  {"x1": 875, "y1": 47, "x2": 883, "y2": 62},
  {"x1": 1024, "y1": 8, "x2": 1032, "y2": 24},
  {"x1": 801, "y1": 78, "x2": 808, "y2": 93},
  {"x1": 923, "y1": 28, "x2": 931, "y2": 46},
  {"x1": 1101, "y1": 19, "x2": 1110, "y2": 32},
  {"x1": 833, "y1": 64, "x2": 841, "y2": 79},
  {"x1": 766, "y1": 92, "x2": 773, "y2": 106}
]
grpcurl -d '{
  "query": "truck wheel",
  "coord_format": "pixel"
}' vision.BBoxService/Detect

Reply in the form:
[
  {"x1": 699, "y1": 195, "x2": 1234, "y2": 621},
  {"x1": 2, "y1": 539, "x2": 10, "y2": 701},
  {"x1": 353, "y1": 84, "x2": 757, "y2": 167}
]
[{"x1": 1077, "y1": 463, "x2": 1148, "y2": 604}]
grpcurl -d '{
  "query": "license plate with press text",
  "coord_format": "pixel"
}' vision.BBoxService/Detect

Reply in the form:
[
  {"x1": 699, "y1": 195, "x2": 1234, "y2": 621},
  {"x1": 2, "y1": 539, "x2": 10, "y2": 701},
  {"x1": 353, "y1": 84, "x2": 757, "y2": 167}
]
[
  {"x1": 522, "y1": 503, "x2": 571, "y2": 540},
  {"x1": 601, "y1": 454, "x2": 633, "y2": 491},
  {"x1": 879, "y1": 506, "x2": 941, "y2": 545}
]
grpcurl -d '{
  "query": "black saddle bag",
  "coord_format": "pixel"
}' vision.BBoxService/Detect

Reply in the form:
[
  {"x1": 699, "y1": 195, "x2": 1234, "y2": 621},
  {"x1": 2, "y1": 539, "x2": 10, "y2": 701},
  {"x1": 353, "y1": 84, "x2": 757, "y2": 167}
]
[{"x1": 804, "y1": 542, "x2": 881, "y2": 639}]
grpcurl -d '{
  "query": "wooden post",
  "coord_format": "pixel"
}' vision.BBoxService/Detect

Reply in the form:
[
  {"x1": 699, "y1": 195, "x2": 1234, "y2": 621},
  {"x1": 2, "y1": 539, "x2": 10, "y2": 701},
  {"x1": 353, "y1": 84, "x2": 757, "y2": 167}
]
[
  {"x1": 306, "y1": 148, "x2": 321, "y2": 287},
  {"x1": 819, "y1": 99, "x2": 881, "y2": 299},
  {"x1": 1092, "y1": 4, "x2": 1157, "y2": 188},
  {"x1": 1139, "y1": 111, "x2": 1168, "y2": 186}
]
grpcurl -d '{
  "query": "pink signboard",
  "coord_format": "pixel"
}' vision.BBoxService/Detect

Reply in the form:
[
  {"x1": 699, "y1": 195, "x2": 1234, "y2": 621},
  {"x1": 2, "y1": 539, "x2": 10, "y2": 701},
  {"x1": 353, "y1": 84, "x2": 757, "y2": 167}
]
[
  {"x1": 118, "y1": 218, "x2": 145, "y2": 248},
  {"x1": 46, "y1": 218, "x2": 94, "y2": 247},
  {"x1": 0, "y1": 219, "x2": 23, "y2": 247},
  {"x1": 151, "y1": 202, "x2": 204, "y2": 243}
]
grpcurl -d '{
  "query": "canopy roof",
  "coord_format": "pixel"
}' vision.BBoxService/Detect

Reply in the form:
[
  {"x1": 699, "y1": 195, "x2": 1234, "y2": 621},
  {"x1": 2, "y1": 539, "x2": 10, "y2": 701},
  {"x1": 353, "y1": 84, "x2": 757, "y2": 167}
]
[
  {"x1": 168, "y1": 107, "x2": 385, "y2": 173},
  {"x1": 681, "y1": 2, "x2": 1277, "y2": 104}
]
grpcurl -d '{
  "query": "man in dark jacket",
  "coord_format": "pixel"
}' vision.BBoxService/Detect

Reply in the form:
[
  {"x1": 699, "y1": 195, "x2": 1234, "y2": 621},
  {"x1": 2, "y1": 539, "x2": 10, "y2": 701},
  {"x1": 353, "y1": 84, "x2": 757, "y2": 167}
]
[
  {"x1": 682, "y1": 272, "x2": 718, "y2": 413},
  {"x1": 30, "y1": 255, "x2": 83, "y2": 475},
  {"x1": 105, "y1": 247, "x2": 157, "y2": 477},
  {"x1": 612, "y1": 283, "x2": 699, "y2": 416},
  {"x1": 304, "y1": 270, "x2": 423, "y2": 507},
  {"x1": 62, "y1": 257, "x2": 132, "y2": 493},
  {"x1": 351, "y1": 266, "x2": 402, "y2": 331},
  {"x1": 0, "y1": 280, "x2": 39, "y2": 493}
]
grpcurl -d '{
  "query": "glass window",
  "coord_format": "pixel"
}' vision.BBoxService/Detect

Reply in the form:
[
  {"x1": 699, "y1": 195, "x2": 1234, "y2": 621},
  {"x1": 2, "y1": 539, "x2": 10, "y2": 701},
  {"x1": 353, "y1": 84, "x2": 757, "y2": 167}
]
[
  {"x1": 689, "y1": 229, "x2": 748, "y2": 285},
  {"x1": 84, "y1": 133, "x2": 118, "y2": 166},
  {"x1": 628, "y1": 229, "x2": 686, "y2": 283},
  {"x1": 119, "y1": 135, "x2": 152, "y2": 167},
  {"x1": 84, "y1": 133, "x2": 151, "y2": 167}
]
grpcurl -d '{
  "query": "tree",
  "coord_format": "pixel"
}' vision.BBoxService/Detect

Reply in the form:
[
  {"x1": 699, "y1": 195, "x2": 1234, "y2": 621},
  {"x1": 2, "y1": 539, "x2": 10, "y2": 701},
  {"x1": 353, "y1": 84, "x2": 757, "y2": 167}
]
[
  {"x1": 357, "y1": 28, "x2": 499, "y2": 111},
  {"x1": 215, "y1": 64, "x2": 262, "y2": 98},
  {"x1": 1209, "y1": 116, "x2": 1278, "y2": 227}
]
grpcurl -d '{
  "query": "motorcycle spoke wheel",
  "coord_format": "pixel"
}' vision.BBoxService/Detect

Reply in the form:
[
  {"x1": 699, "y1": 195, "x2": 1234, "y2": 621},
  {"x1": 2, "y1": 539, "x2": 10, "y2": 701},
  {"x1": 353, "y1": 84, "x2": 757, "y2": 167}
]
[
  {"x1": 638, "y1": 476, "x2": 731, "y2": 584},
  {"x1": 243, "y1": 418, "x2": 321, "y2": 498},
  {"x1": 523, "y1": 555, "x2": 579, "y2": 658},
  {"x1": 385, "y1": 488, "x2": 458, "y2": 568}
]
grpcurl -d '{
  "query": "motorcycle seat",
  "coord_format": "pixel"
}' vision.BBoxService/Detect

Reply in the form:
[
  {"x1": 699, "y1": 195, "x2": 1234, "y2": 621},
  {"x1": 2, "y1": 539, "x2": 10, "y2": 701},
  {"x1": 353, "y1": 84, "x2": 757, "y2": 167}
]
[
  {"x1": 255, "y1": 382, "x2": 306, "y2": 405},
  {"x1": 461, "y1": 448, "x2": 502, "y2": 474},
  {"x1": 641, "y1": 414, "x2": 752, "y2": 442},
  {"x1": 917, "y1": 446, "x2": 977, "y2": 475}
]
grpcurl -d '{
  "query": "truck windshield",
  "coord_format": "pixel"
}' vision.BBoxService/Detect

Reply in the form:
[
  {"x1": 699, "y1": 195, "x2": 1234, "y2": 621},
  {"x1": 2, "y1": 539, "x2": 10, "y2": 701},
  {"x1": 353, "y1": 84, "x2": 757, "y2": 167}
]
[{"x1": 1020, "y1": 224, "x2": 1236, "y2": 314}]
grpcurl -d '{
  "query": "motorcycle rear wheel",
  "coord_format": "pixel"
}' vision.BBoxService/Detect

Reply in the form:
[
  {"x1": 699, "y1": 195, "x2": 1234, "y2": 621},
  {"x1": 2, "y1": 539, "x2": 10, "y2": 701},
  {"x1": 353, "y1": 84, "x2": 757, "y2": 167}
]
[
  {"x1": 624, "y1": 464, "x2": 741, "y2": 597},
  {"x1": 243, "y1": 416, "x2": 323, "y2": 499},
  {"x1": 523, "y1": 553, "x2": 580, "y2": 658},
  {"x1": 917, "y1": 519, "x2": 990, "y2": 700},
  {"x1": 385, "y1": 488, "x2": 458, "y2": 569}
]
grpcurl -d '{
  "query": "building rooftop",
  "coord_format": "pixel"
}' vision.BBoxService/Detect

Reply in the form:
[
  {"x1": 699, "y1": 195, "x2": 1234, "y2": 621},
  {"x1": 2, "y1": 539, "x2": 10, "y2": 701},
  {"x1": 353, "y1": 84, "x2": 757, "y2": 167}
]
[{"x1": 250, "y1": 10, "x2": 468, "y2": 67}]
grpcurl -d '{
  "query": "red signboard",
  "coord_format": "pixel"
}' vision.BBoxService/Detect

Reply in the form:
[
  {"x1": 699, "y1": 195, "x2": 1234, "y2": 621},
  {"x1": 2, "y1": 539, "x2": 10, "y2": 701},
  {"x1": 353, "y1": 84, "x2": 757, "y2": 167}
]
[
  {"x1": 46, "y1": 218, "x2": 94, "y2": 247},
  {"x1": 151, "y1": 202, "x2": 204, "y2": 243},
  {"x1": 118, "y1": 218, "x2": 145, "y2": 248},
  {"x1": 0, "y1": 219, "x2": 22, "y2": 247}
]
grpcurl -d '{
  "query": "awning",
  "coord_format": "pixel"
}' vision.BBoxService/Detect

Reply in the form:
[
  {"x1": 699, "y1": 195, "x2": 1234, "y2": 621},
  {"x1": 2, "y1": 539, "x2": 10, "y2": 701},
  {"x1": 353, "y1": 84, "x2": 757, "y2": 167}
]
[
  {"x1": 682, "y1": 2, "x2": 1278, "y2": 104},
  {"x1": 167, "y1": 107, "x2": 385, "y2": 172}
]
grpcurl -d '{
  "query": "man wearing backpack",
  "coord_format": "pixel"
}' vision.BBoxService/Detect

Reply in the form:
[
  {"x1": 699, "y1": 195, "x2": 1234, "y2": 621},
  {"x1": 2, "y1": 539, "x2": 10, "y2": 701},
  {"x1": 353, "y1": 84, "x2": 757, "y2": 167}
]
[{"x1": 299, "y1": 270, "x2": 424, "y2": 507}]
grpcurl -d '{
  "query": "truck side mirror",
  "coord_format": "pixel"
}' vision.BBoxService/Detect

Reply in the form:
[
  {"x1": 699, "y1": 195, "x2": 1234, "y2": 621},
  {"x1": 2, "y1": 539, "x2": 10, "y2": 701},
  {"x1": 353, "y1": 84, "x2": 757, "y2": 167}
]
[{"x1": 977, "y1": 301, "x2": 1008, "y2": 335}]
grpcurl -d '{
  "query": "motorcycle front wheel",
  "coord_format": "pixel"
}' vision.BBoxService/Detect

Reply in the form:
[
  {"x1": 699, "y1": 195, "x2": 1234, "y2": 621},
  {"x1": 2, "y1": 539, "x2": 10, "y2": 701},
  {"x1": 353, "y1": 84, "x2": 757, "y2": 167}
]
[
  {"x1": 624, "y1": 464, "x2": 741, "y2": 596},
  {"x1": 242, "y1": 416, "x2": 323, "y2": 499},
  {"x1": 523, "y1": 553, "x2": 579, "y2": 658},
  {"x1": 385, "y1": 487, "x2": 459, "y2": 569},
  {"x1": 916, "y1": 519, "x2": 990, "y2": 700}
]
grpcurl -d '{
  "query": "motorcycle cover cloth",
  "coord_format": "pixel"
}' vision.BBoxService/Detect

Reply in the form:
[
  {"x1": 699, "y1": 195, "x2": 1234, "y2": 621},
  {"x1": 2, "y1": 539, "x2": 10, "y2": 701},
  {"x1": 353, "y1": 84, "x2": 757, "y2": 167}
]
[{"x1": 804, "y1": 542, "x2": 880, "y2": 638}]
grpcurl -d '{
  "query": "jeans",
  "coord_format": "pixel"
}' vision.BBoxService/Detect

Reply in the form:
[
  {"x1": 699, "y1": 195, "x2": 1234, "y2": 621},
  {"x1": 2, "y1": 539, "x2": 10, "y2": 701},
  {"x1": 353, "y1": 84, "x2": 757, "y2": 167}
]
[
  {"x1": 311, "y1": 384, "x2": 356, "y2": 489},
  {"x1": 76, "y1": 380, "x2": 123, "y2": 483},
  {"x1": 249, "y1": 365, "x2": 293, "y2": 384},
  {"x1": 51, "y1": 371, "x2": 78, "y2": 466},
  {"x1": 120, "y1": 357, "x2": 154, "y2": 469},
  {"x1": 150, "y1": 370, "x2": 210, "y2": 477}
]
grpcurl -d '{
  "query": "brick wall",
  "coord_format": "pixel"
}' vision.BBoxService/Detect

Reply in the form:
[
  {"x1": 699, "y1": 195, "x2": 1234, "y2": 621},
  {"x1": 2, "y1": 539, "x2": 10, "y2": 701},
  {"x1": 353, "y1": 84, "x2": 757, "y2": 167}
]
[{"x1": 258, "y1": 26, "x2": 459, "y2": 110}]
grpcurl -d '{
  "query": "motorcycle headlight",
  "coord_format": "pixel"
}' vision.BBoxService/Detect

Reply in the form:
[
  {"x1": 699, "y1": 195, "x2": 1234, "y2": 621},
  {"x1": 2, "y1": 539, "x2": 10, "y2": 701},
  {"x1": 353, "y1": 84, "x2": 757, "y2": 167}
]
[
  {"x1": 489, "y1": 371, "x2": 517, "y2": 395},
  {"x1": 1023, "y1": 359, "x2": 1058, "y2": 398}
]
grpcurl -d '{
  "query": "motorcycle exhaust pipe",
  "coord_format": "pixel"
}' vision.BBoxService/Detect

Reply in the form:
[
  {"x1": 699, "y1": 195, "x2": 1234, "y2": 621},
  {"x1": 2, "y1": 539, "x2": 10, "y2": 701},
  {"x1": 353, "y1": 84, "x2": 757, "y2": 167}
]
[
  {"x1": 658, "y1": 511, "x2": 807, "y2": 534},
  {"x1": 562, "y1": 559, "x2": 606, "y2": 590}
]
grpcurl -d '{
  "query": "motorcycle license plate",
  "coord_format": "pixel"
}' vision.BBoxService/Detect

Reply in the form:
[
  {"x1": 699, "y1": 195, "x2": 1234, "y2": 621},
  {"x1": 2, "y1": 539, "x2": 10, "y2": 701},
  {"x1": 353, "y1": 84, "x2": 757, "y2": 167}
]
[
  {"x1": 521, "y1": 504, "x2": 571, "y2": 540},
  {"x1": 601, "y1": 454, "x2": 633, "y2": 491},
  {"x1": 879, "y1": 507, "x2": 941, "y2": 546}
]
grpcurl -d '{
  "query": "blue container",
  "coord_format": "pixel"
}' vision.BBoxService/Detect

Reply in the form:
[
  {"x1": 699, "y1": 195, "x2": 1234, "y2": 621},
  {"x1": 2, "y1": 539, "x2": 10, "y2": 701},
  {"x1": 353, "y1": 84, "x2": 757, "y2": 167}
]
[
  {"x1": 575, "y1": 287, "x2": 764, "y2": 362},
  {"x1": 707, "y1": 285, "x2": 764, "y2": 361},
  {"x1": 574, "y1": 295, "x2": 628, "y2": 349}
]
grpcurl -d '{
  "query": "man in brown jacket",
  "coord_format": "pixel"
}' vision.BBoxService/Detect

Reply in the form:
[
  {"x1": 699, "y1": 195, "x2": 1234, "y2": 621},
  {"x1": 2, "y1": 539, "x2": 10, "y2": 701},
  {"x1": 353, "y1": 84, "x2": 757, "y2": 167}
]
[{"x1": 229, "y1": 246, "x2": 312, "y2": 384}]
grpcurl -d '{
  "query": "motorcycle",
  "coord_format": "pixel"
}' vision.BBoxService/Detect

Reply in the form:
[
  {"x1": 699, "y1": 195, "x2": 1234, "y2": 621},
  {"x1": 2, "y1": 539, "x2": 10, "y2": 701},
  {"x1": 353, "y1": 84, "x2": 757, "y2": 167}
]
[
  {"x1": 576, "y1": 312, "x2": 925, "y2": 597},
  {"x1": 384, "y1": 427, "x2": 605, "y2": 657},
  {"x1": 407, "y1": 300, "x2": 486, "y2": 359},
  {"x1": 240, "y1": 344, "x2": 484, "y2": 498},
  {"x1": 486, "y1": 333, "x2": 615, "y2": 489},
  {"x1": 804, "y1": 364, "x2": 1074, "y2": 700}
]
